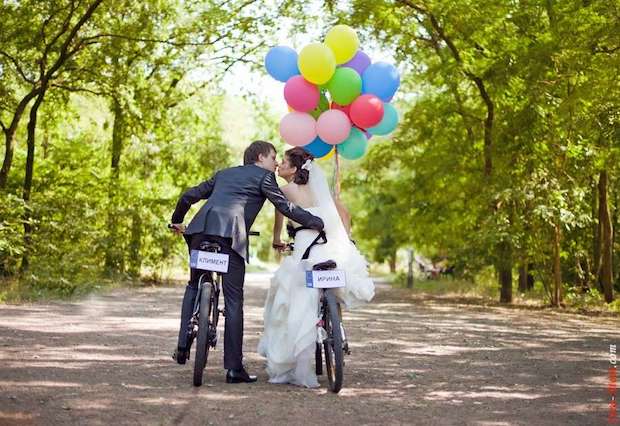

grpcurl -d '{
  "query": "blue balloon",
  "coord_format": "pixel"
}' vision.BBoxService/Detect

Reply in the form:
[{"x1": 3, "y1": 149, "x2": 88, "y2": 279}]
[
  {"x1": 303, "y1": 137, "x2": 333, "y2": 158},
  {"x1": 362, "y1": 62, "x2": 400, "y2": 102},
  {"x1": 368, "y1": 103, "x2": 399, "y2": 135},
  {"x1": 265, "y1": 46, "x2": 300, "y2": 82}
]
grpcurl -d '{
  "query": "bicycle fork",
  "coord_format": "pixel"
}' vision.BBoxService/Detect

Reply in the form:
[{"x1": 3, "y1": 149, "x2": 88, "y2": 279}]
[
  {"x1": 337, "y1": 303, "x2": 351, "y2": 355},
  {"x1": 187, "y1": 276, "x2": 210, "y2": 350}
]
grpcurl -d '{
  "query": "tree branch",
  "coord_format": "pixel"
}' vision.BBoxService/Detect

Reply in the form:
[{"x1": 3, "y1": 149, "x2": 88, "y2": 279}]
[
  {"x1": 398, "y1": 0, "x2": 494, "y2": 176},
  {"x1": 49, "y1": 83, "x2": 104, "y2": 97},
  {"x1": 41, "y1": 0, "x2": 78, "y2": 78},
  {"x1": 44, "y1": 0, "x2": 104, "y2": 82},
  {"x1": 0, "y1": 50, "x2": 36, "y2": 84},
  {"x1": 593, "y1": 45, "x2": 620, "y2": 54},
  {"x1": 77, "y1": 32, "x2": 226, "y2": 48}
]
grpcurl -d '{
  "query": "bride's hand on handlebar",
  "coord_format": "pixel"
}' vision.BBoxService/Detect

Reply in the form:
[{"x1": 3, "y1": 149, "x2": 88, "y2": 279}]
[
  {"x1": 169, "y1": 223, "x2": 186, "y2": 235},
  {"x1": 272, "y1": 240, "x2": 286, "y2": 252}
]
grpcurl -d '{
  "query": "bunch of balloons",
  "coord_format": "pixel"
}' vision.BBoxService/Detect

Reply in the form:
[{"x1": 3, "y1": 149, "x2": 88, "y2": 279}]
[{"x1": 264, "y1": 25, "x2": 400, "y2": 160}]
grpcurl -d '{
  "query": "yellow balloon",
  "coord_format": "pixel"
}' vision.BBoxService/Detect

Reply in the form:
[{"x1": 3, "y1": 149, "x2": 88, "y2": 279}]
[
  {"x1": 319, "y1": 147, "x2": 335, "y2": 161},
  {"x1": 325, "y1": 25, "x2": 359, "y2": 64},
  {"x1": 298, "y1": 43, "x2": 336, "y2": 85},
  {"x1": 288, "y1": 105, "x2": 294, "y2": 112}
]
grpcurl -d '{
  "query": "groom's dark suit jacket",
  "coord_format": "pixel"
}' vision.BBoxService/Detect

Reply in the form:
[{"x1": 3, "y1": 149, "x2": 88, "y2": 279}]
[{"x1": 171, "y1": 164, "x2": 324, "y2": 261}]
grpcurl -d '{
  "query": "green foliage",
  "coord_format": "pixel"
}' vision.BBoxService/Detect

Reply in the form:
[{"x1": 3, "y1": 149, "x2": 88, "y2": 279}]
[
  {"x1": 335, "y1": 0, "x2": 619, "y2": 304},
  {"x1": 1, "y1": 0, "x2": 618, "y2": 309},
  {"x1": 0, "y1": 0, "x2": 281, "y2": 298}
]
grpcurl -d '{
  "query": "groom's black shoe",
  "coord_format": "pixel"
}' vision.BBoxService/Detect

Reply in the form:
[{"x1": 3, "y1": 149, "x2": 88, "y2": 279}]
[
  {"x1": 172, "y1": 347, "x2": 189, "y2": 365},
  {"x1": 226, "y1": 368, "x2": 257, "y2": 383}
]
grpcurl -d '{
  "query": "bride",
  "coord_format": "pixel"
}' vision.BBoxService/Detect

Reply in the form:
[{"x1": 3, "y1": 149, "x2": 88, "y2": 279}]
[{"x1": 257, "y1": 147, "x2": 375, "y2": 388}]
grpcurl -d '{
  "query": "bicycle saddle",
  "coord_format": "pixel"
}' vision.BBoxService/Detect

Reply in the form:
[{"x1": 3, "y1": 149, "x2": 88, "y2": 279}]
[
  {"x1": 312, "y1": 260, "x2": 337, "y2": 271},
  {"x1": 199, "y1": 241, "x2": 221, "y2": 252}
]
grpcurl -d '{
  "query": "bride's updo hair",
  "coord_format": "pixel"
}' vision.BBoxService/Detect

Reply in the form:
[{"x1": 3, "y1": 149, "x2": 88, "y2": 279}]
[{"x1": 285, "y1": 147, "x2": 314, "y2": 185}]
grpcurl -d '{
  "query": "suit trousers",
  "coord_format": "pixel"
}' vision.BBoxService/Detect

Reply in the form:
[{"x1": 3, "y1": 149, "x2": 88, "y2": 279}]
[{"x1": 177, "y1": 233, "x2": 246, "y2": 370}]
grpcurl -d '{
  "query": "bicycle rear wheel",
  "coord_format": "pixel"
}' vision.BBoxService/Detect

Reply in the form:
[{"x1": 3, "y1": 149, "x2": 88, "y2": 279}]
[
  {"x1": 323, "y1": 290, "x2": 344, "y2": 393},
  {"x1": 193, "y1": 284, "x2": 212, "y2": 387}
]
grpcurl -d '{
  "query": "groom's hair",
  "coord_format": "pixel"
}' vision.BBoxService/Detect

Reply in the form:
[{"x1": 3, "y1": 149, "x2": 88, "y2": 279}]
[{"x1": 244, "y1": 140, "x2": 276, "y2": 165}]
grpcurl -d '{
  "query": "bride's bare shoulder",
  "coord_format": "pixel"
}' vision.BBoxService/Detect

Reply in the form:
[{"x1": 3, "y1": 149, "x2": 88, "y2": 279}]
[
  {"x1": 281, "y1": 183, "x2": 300, "y2": 201},
  {"x1": 281, "y1": 182, "x2": 315, "y2": 207},
  {"x1": 281, "y1": 182, "x2": 296, "y2": 196}
]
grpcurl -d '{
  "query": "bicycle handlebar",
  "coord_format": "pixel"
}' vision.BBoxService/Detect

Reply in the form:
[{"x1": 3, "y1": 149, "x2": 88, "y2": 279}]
[{"x1": 168, "y1": 224, "x2": 260, "y2": 237}]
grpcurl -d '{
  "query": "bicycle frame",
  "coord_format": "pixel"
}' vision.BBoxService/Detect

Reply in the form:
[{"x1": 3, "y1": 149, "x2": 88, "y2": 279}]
[
  {"x1": 187, "y1": 270, "x2": 223, "y2": 350},
  {"x1": 171, "y1": 226, "x2": 260, "y2": 386},
  {"x1": 318, "y1": 289, "x2": 350, "y2": 354}
]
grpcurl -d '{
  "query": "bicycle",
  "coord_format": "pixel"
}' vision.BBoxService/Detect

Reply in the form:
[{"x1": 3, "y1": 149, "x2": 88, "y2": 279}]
[
  {"x1": 310, "y1": 259, "x2": 350, "y2": 394},
  {"x1": 281, "y1": 230, "x2": 350, "y2": 394},
  {"x1": 169, "y1": 225, "x2": 259, "y2": 387}
]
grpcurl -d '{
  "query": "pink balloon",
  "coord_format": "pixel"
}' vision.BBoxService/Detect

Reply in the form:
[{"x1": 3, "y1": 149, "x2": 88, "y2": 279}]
[
  {"x1": 279, "y1": 112, "x2": 316, "y2": 146},
  {"x1": 350, "y1": 94, "x2": 384, "y2": 129},
  {"x1": 316, "y1": 109, "x2": 351, "y2": 145},
  {"x1": 284, "y1": 76, "x2": 319, "y2": 112},
  {"x1": 331, "y1": 102, "x2": 351, "y2": 118}
]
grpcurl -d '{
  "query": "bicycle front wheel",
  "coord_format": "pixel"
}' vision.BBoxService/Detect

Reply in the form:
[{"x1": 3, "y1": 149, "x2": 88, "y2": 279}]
[
  {"x1": 323, "y1": 290, "x2": 344, "y2": 393},
  {"x1": 193, "y1": 284, "x2": 212, "y2": 387}
]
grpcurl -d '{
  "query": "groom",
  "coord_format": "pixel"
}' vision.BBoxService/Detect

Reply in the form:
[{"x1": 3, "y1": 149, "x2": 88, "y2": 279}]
[{"x1": 170, "y1": 140, "x2": 324, "y2": 383}]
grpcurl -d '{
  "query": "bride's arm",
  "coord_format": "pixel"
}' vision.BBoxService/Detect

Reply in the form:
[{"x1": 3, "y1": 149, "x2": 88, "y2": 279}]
[
  {"x1": 273, "y1": 184, "x2": 294, "y2": 249},
  {"x1": 272, "y1": 208, "x2": 285, "y2": 249},
  {"x1": 334, "y1": 196, "x2": 352, "y2": 237}
]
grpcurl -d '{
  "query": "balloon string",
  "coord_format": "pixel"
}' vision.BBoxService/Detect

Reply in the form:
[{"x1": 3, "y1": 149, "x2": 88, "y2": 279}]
[{"x1": 334, "y1": 146, "x2": 341, "y2": 199}]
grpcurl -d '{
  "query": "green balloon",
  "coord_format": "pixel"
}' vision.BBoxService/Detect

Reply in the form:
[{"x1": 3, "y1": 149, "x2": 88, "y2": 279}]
[
  {"x1": 338, "y1": 127, "x2": 367, "y2": 160},
  {"x1": 310, "y1": 91, "x2": 330, "y2": 118},
  {"x1": 326, "y1": 67, "x2": 362, "y2": 106}
]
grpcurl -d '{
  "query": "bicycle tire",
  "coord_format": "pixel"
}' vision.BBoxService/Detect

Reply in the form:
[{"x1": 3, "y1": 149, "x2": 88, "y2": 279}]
[
  {"x1": 193, "y1": 284, "x2": 212, "y2": 387},
  {"x1": 323, "y1": 290, "x2": 344, "y2": 393}
]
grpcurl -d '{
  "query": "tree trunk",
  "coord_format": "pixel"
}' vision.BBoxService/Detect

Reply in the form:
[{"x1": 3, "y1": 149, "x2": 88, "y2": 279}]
[
  {"x1": 127, "y1": 208, "x2": 142, "y2": 278},
  {"x1": 593, "y1": 178, "x2": 601, "y2": 289},
  {"x1": 388, "y1": 252, "x2": 397, "y2": 274},
  {"x1": 406, "y1": 249, "x2": 414, "y2": 289},
  {"x1": 551, "y1": 222, "x2": 562, "y2": 307},
  {"x1": 612, "y1": 185, "x2": 619, "y2": 288},
  {"x1": 42, "y1": 124, "x2": 50, "y2": 160},
  {"x1": 1, "y1": 0, "x2": 103, "y2": 190},
  {"x1": 598, "y1": 170, "x2": 614, "y2": 303},
  {"x1": 575, "y1": 256, "x2": 587, "y2": 292},
  {"x1": 0, "y1": 90, "x2": 41, "y2": 189},
  {"x1": 518, "y1": 262, "x2": 528, "y2": 293},
  {"x1": 527, "y1": 264, "x2": 535, "y2": 290},
  {"x1": 497, "y1": 240, "x2": 513, "y2": 303},
  {"x1": 584, "y1": 257, "x2": 592, "y2": 291},
  {"x1": 104, "y1": 100, "x2": 125, "y2": 275},
  {"x1": 20, "y1": 90, "x2": 46, "y2": 272}
]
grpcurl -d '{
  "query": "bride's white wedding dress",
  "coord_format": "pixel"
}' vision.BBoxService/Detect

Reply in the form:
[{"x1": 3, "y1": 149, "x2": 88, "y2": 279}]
[{"x1": 257, "y1": 162, "x2": 375, "y2": 388}]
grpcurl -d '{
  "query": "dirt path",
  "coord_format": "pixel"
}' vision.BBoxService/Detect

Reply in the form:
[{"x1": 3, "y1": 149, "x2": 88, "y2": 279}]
[{"x1": 0, "y1": 273, "x2": 618, "y2": 425}]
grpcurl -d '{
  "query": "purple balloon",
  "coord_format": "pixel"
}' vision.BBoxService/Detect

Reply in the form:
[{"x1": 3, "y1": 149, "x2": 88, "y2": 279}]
[
  {"x1": 354, "y1": 126, "x2": 372, "y2": 140},
  {"x1": 341, "y1": 51, "x2": 371, "y2": 76}
]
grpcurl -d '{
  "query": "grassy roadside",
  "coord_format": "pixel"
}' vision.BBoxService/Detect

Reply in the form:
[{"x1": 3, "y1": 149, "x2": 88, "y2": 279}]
[
  {"x1": 0, "y1": 275, "x2": 138, "y2": 304},
  {"x1": 3, "y1": 263, "x2": 619, "y2": 318},
  {"x1": 0, "y1": 262, "x2": 275, "y2": 304},
  {"x1": 377, "y1": 271, "x2": 620, "y2": 317}
]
